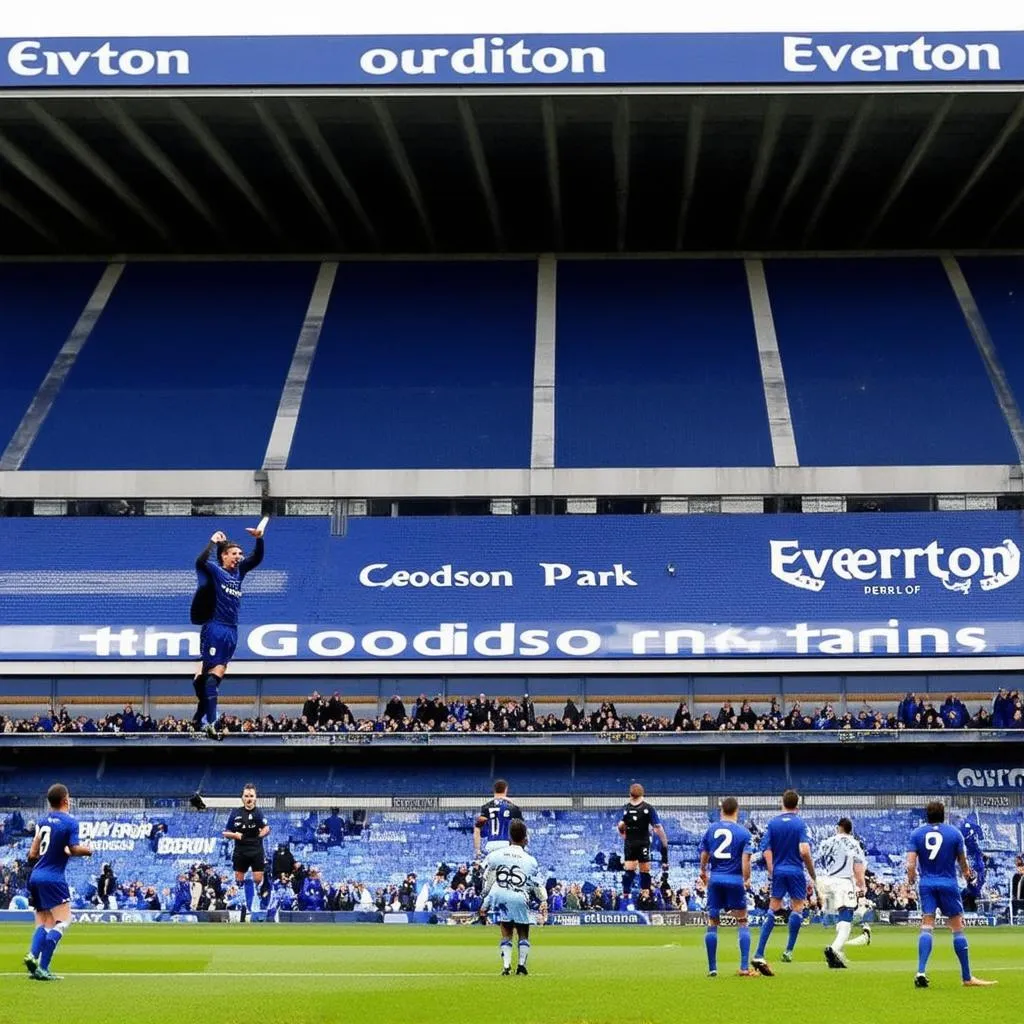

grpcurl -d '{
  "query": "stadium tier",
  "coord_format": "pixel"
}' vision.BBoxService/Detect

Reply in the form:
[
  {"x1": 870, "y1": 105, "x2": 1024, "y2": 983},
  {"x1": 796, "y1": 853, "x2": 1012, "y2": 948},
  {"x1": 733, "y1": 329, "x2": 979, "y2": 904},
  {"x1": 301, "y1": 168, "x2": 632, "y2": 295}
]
[
  {"x1": 0, "y1": 256, "x2": 1022, "y2": 471},
  {"x1": 2, "y1": 805, "x2": 1021, "y2": 918}
]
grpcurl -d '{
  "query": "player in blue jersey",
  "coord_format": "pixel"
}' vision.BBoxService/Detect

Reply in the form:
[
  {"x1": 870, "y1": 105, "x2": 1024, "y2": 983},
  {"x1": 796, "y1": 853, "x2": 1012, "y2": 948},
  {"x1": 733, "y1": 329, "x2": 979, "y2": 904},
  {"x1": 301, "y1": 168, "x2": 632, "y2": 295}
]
[
  {"x1": 480, "y1": 818, "x2": 548, "y2": 975},
  {"x1": 473, "y1": 780, "x2": 524, "y2": 861},
  {"x1": 907, "y1": 800, "x2": 995, "y2": 988},
  {"x1": 189, "y1": 524, "x2": 265, "y2": 738},
  {"x1": 24, "y1": 783, "x2": 93, "y2": 981},
  {"x1": 699, "y1": 796, "x2": 757, "y2": 978},
  {"x1": 751, "y1": 789, "x2": 815, "y2": 975}
]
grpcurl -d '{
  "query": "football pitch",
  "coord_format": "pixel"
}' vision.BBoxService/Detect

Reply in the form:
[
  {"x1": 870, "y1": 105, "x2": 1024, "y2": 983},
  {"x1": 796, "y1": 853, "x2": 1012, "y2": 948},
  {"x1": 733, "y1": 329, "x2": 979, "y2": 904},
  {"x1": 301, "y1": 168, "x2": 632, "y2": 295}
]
[{"x1": 0, "y1": 924, "x2": 1019, "y2": 1024}]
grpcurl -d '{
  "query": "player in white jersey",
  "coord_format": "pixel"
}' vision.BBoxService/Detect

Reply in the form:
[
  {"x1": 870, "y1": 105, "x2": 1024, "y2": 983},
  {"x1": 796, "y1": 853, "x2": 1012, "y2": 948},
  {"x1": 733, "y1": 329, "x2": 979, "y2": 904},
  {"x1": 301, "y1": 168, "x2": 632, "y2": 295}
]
[
  {"x1": 816, "y1": 817, "x2": 871, "y2": 968},
  {"x1": 480, "y1": 819, "x2": 548, "y2": 975}
]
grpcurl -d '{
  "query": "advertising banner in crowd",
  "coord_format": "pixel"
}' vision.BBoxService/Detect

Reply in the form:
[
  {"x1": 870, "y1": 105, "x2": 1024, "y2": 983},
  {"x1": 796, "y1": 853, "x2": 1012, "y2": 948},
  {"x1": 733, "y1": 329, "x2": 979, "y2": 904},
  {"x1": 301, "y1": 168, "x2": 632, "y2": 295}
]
[
  {"x1": 1, "y1": 1, "x2": 1021, "y2": 87},
  {"x1": 1, "y1": 511, "x2": 1022, "y2": 663}
]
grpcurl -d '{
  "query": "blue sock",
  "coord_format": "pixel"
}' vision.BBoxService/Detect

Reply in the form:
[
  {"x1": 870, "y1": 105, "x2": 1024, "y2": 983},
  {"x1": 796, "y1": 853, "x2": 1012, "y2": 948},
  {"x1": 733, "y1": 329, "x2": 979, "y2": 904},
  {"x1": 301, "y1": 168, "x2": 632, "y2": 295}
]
[
  {"x1": 952, "y1": 932, "x2": 972, "y2": 982},
  {"x1": 244, "y1": 878, "x2": 256, "y2": 911},
  {"x1": 917, "y1": 929, "x2": 934, "y2": 975},
  {"x1": 204, "y1": 674, "x2": 220, "y2": 727},
  {"x1": 755, "y1": 912, "x2": 776, "y2": 958},
  {"x1": 738, "y1": 926, "x2": 751, "y2": 971},
  {"x1": 29, "y1": 925, "x2": 45, "y2": 958},
  {"x1": 704, "y1": 926, "x2": 719, "y2": 972},
  {"x1": 192, "y1": 674, "x2": 205, "y2": 726},
  {"x1": 39, "y1": 927, "x2": 63, "y2": 971},
  {"x1": 786, "y1": 911, "x2": 802, "y2": 952},
  {"x1": 622, "y1": 870, "x2": 635, "y2": 896}
]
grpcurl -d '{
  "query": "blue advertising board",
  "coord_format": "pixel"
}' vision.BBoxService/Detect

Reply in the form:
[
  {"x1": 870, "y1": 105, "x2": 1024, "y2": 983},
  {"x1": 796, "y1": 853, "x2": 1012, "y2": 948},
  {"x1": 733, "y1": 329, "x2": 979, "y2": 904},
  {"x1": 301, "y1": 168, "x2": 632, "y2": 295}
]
[
  {"x1": 1, "y1": 32, "x2": 1022, "y2": 88},
  {"x1": 0, "y1": 512, "x2": 1022, "y2": 662}
]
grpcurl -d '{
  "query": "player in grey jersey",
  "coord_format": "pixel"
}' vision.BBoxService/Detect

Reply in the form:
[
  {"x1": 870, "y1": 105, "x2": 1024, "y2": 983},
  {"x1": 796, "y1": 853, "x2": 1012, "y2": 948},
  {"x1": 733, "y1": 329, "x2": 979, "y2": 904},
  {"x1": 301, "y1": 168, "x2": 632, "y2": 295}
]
[{"x1": 816, "y1": 818, "x2": 871, "y2": 968}]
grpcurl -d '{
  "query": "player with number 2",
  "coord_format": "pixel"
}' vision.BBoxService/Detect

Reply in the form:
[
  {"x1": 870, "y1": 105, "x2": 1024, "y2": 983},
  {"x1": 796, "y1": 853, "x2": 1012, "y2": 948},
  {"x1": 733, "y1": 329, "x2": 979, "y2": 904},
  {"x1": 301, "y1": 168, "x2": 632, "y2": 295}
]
[{"x1": 699, "y1": 796, "x2": 757, "y2": 977}]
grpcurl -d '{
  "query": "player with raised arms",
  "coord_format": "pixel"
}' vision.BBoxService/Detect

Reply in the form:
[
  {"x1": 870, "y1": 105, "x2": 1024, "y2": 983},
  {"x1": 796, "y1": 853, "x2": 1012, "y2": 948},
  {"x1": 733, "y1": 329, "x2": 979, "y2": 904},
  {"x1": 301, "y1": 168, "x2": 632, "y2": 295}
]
[
  {"x1": 189, "y1": 519, "x2": 266, "y2": 738},
  {"x1": 751, "y1": 789, "x2": 815, "y2": 975},
  {"x1": 817, "y1": 817, "x2": 871, "y2": 968},
  {"x1": 699, "y1": 796, "x2": 757, "y2": 978},
  {"x1": 617, "y1": 783, "x2": 669, "y2": 904},
  {"x1": 907, "y1": 800, "x2": 995, "y2": 988},
  {"x1": 474, "y1": 779, "x2": 523, "y2": 861},
  {"x1": 24, "y1": 783, "x2": 92, "y2": 981},
  {"x1": 223, "y1": 783, "x2": 271, "y2": 914},
  {"x1": 480, "y1": 818, "x2": 548, "y2": 975}
]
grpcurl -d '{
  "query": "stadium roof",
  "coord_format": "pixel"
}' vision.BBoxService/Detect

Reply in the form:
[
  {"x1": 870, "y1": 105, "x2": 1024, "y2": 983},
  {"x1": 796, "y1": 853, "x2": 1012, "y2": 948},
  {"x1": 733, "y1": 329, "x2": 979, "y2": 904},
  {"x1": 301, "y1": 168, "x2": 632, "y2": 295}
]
[{"x1": 0, "y1": 88, "x2": 1022, "y2": 256}]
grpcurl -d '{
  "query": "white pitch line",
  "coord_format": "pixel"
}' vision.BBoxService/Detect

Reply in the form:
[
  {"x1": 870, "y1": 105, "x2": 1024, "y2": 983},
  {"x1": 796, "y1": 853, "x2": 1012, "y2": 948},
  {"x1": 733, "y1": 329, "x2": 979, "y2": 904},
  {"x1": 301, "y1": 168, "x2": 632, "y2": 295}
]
[{"x1": 0, "y1": 971, "x2": 496, "y2": 978}]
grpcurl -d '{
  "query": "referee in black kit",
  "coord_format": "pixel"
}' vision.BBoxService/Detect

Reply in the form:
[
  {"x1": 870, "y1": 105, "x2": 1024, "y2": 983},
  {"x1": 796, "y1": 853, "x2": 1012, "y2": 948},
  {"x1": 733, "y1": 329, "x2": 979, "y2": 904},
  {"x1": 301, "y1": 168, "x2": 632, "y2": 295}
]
[
  {"x1": 223, "y1": 783, "x2": 270, "y2": 913},
  {"x1": 617, "y1": 783, "x2": 669, "y2": 904}
]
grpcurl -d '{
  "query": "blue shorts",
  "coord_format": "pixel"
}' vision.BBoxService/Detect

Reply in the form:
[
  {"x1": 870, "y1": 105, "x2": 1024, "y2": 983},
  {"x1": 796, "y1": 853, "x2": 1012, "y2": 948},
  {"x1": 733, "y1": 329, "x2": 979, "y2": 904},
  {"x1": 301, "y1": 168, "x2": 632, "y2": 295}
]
[
  {"x1": 706, "y1": 880, "x2": 747, "y2": 917},
  {"x1": 28, "y1": 878, "x2": 71, "y2": 912},
  {"x1": 200, "y1": 622, "x2": 237, "y2": 669},
  {"x1": 486, "y1": 892, "x2": 532, "y2": 925},
  {"x1": 770, "y1": 872, "x2": 807, "y2": 902},
  {"x1": 919, "y1": 883, "x2": 963, "y2": 919}
]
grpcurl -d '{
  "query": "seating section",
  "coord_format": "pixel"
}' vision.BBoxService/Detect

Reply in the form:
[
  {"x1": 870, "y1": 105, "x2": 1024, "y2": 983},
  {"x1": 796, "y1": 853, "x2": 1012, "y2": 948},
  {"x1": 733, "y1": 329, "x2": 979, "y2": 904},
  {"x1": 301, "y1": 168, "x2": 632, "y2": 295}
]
[
  {"x1": 2, "y1": 807, "x2": 1020, "y2": 908},
  {"x1": 765, "y1": 258, "x2": 1017, "y2": 466},
  {"x1": 0, "y1": 263, "x2": 106, "y2": 463},
  {"x1": 0, "y1": 256, "x2": 1020, "y2": 470},
  {"x1": 289, "y1": 261, "x2": 537, "y2": 469},
  {"x1": 554, "y1": 260, "x2": 773, "y2": 467},
  {"x1": 22, "y1": 262, "x2": 316, "y2": 470}
]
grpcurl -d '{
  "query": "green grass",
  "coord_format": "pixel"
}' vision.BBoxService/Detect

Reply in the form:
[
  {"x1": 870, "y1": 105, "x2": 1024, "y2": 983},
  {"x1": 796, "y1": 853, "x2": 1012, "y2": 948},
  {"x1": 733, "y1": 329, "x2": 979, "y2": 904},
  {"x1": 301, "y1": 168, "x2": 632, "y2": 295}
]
[{"x1": 0, "y1": 924, "x2": 1019, "y2": 1024}]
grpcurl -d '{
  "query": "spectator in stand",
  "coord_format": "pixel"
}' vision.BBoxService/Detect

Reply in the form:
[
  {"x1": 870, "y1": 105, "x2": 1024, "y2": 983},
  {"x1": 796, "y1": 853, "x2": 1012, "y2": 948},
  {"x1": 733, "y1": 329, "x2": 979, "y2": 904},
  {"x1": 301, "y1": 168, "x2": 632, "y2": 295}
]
[
  {"x1": 384, "y1": 693, "x2": 406, "y2": 722},
  {"x1": 897, "y1": 692, "x2": 919, "y2": 728},
  {"x1": 941, "y1": 694, "x2": 969, "y2": 729},
  {"x1": 299, "y1": 867, "x2": 326, "y2": 911}
]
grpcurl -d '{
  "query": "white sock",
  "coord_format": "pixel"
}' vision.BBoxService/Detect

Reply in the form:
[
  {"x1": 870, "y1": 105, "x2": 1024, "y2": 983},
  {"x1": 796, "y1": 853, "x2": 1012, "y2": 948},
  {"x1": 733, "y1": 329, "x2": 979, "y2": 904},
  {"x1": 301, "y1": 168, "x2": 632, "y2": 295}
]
[
  {"x1": 518, "y1": 940, "x2": 530, "y2": 967},
  {"x1": 845, "y1": 932, "x2": 870, "y2": 947},
  {"x1": 833, "y1": 920, "x2": 852, "y2": 953},
  {"x1": 500, "y1": 940, "x2": 512, "y2": 969}
]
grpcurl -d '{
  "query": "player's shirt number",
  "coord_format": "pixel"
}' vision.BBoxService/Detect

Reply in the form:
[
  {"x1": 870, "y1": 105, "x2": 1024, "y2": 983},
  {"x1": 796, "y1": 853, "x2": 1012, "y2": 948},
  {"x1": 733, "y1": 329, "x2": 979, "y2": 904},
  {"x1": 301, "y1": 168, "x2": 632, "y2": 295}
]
[
  {"x1": 37, "y1": 825, "x2": 52, "y2": 855},
  {"x1": 489, "y1": 807, "x2": 502, "y2": 836},
  {"x1": 495, "y1": 865, "x2": 527, "y2": 889},
  {"x1": 712, "y1": 828, "x2": 732, "y2": 859},
  {"x1": 924, "y1": 831, "x2": 943, "y2": 860}
]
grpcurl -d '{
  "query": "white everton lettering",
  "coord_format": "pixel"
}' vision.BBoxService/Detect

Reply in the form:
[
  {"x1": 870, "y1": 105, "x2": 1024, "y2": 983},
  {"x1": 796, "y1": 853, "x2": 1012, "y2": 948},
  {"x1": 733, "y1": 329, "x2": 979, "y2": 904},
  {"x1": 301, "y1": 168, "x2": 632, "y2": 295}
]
[
  {"x1": 782, "y1": 35, "x2": 1000, "y2": 74},
  {"x1": 7, "y1": 40, "x2": 189, "y2": 78}
]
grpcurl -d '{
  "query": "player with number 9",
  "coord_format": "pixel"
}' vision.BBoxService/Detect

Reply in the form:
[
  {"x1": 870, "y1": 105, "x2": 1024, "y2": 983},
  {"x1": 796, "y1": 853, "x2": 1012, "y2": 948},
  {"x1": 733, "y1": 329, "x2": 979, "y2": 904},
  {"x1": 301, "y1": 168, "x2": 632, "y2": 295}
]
[
  {"x1": 699, "y1": 796, "x2": 756, "y2": 977},
  {"x1": 24, "y1": 783, "x2": 93, "y2": 981},
  {"x1": 906, "y1": 799, "x2": 995, "y2": 988}
]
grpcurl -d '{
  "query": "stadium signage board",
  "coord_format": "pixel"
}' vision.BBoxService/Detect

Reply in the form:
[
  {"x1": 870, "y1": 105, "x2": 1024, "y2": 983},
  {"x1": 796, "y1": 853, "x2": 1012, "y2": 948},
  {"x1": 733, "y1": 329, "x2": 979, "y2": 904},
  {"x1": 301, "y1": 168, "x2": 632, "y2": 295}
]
[
  {"x1": 1, "y1": 33, "x2": 1020, "y2": 86},
  {"x1": 1, "y1": 511, "x2": 1022, "y2": 663},
  {"x1": 956, "y1": 767, "x2": 1024, "y2": 788},
  {"x1": 2, "y1": 1, "x2": 1022, "y2": 88}
]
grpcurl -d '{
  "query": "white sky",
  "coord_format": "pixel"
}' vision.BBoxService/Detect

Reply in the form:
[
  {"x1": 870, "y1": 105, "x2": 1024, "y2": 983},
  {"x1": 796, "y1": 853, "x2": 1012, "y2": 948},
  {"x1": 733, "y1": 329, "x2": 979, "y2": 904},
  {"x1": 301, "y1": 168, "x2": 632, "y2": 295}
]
[{"x1": 1, "y1": 0, "x2": 1021, "y2": 37}]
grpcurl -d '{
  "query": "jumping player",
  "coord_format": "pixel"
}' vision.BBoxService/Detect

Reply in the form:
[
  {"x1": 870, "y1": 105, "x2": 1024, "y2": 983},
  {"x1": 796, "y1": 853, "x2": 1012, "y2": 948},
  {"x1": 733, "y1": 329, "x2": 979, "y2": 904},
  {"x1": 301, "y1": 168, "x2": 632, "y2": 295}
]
[
  {"x1": 190, "y1": 523, "x2": 264, "y2": 737},
  {"x1": 480, "y1": 819, "x2": 547, "y2": 975},
  {"x1": 223, "y1": 783, "x2": 270, "y2": 913},
  {"x1": 699, "y1": 797, "x2": 756, "y2": 978},
  {"x1": 617, "y1": 783, "x2": 669, "y2": 903},
  {"x1": 474, "y1": 779, "x2": 523, "y2": 860},
  {"x1": 751, "y1": 789, "x2": 815, "y2": 975},
  {"x1": 907, "y1": 800, "x2": 995, "y2": 988},
  {"x1": 24, "y1": 783, "x2": 93, "y2": 981},
  {"x1": 817, "y1": 818, "x2": 869, "y2": 968}
]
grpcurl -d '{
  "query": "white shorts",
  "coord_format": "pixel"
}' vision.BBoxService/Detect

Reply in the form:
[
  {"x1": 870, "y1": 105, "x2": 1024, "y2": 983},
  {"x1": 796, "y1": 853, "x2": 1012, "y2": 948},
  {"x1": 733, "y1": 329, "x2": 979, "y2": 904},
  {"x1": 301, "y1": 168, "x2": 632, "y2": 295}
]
[
  {"x1": 484, "y1": 840, "x2": 510, "y2": 855},
  {"x1": 817, "y1": 876, "x2": 858, "y2": 913},
  {"x1": 485, "y1": 890, "x2": 531, "y2": 925}
]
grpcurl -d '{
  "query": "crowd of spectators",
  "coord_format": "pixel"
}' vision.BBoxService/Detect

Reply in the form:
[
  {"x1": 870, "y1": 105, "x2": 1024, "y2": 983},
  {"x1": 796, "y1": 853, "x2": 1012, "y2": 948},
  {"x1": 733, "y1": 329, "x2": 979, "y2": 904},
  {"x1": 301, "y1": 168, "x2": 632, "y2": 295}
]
[{"x1": 1, "y1": 688, "x2": 1022, "y2": 736}]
